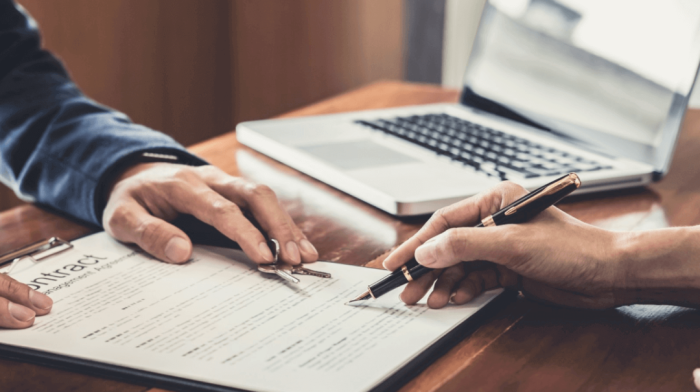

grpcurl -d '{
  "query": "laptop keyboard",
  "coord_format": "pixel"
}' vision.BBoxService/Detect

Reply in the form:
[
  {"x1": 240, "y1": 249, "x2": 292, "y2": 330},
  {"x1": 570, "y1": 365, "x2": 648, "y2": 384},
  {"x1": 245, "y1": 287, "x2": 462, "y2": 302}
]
[{"x1": 355, "y1": 113, "x2": 611, "y2": 180}]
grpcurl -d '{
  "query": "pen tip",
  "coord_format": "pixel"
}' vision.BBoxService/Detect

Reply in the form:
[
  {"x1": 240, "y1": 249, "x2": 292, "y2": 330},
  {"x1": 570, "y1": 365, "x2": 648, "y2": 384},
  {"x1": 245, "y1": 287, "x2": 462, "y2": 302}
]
[{"x1": 346, "y1": 290, "x2": 372, "y2": 305}]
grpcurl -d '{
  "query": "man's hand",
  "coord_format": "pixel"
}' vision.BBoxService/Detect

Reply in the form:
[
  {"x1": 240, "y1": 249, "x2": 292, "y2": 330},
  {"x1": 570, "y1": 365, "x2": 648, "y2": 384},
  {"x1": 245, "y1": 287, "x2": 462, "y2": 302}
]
[
  {"x1": 103, "y1": 163, "x2": 319, "y2": 265},
  {"x1": 383, "y1": 181, "x2": 624, "y2": 309},
  {"x1": 0, "y1": 274, "x2": 52, "y2": 329}
]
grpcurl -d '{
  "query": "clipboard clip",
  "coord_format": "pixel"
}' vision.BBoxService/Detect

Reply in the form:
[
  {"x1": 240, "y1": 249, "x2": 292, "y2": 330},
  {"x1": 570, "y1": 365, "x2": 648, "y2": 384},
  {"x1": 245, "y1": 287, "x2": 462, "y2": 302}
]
[{"x1": 0, "y1": 237, "x2": 73, "y2": 275}]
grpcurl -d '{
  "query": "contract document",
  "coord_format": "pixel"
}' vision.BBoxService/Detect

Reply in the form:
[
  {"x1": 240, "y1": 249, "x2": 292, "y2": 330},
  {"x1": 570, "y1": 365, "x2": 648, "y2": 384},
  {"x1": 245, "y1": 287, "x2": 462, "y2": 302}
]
[{"x1": 0, "y1": 232, "x2": 506, "y2": 392}]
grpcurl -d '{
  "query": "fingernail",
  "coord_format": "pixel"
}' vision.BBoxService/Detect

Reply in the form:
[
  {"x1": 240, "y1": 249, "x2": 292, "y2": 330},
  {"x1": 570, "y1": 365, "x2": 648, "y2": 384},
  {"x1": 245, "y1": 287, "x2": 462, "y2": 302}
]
[
  {"x1": 415, "y1": 244, "x2": 437, "y2": 266},
  {"x1": 286, "y1": 241, "x2": 301, "y2": 264},
  {"x1": 29, "y1": 290, "x2": 53, "y2": 310},
  {"x1": 165, "y1": 237, "x2": 190, "y2": 263},
  {"x1": 258, "y1": 242, "x2": 274, "y2": 262},
  {"x1": 8, "y1": 302, "x2": 35, "y2": 322},
  {"x1": 299, "y1": 239, "x2": 318, "y2": 256}
]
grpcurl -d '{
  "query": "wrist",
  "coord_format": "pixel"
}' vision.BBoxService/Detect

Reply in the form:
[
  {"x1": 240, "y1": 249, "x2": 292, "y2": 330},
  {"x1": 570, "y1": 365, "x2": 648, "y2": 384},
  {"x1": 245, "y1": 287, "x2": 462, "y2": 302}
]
[
  {"x1": 610, "y1": 230, "x2": 638, "y2": 307},
  {"x1": 614, "y1": 228, "x2": 700, "y2": 307},
  {"x1": 588, "y1": 228, "x2": 632, "y2": 307},
  {"x1": 102, "y1": 151, "x2": 194, "y2": 206},
  {"x1": 106, "y1": 162, "x2": 165, "y2": 203}
]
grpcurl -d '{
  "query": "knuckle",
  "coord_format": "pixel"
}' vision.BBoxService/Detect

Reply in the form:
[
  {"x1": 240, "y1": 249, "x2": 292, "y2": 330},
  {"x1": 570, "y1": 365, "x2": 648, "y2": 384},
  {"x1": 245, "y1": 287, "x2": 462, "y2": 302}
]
[
  {"x1": 194, "y1": 165, "x2": 223, "y2": 182},
  {"x1": 442, "y1": 229, "x2": 463, "y2": 259},
  {"x1": 104, "y1": 205, "x2": 131, "y2": 229},
  {"x1": 209, "y1": 201, "x2": 245, "y2": 229},
  {"x1": 172, "y1": 166, "x2": 199, "y2": 182},
  {"x1": 136, "y1": 220, "x2": 163, "y2": 246},
  {"x1": 195, "y1": 165, "x2": 218, "y2": 175},
  {"x1": 427, "y1": 208, "x2": 451, "y2": 233},
  {"x1": 211, "y1": 199, "x2": 241, "y2": 217},
  {"x1": 432, "y1": 207, "x2": 447, "y2": 221},
  {"x1": 444, "y1": 265, "x2": 465, "y2": 280},
  {"x1": 161, "y1": 176, "x2": 190, "y2": 195},
  {"x1": 248, "y1": 183, "x2": 276, "y2": 199},
  {"x1": 292, "y1": 228, "x2": 307, "y2": 242},
  {"x1": 443, "y1": 228, "x2": 461, "y2": 244}
]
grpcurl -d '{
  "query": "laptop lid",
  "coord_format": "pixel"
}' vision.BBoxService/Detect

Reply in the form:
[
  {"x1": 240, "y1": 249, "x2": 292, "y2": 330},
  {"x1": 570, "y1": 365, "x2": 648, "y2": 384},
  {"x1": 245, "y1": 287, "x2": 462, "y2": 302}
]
[{"x1": 460, "y1": 0, "x2": 700, "y2": 179}]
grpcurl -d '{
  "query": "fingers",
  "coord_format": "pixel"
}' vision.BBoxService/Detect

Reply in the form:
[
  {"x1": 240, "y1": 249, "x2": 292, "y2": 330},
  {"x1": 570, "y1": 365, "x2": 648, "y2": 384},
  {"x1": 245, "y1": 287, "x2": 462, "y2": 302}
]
[
  {"x1": 0, "y1": 298, "x2": 34, "y2": 329},
  {"x1": 426, "y1": 265, "x2": 466, "y2": 309},
  {"x1": 106, "y1": 163, "x2": 314, "y2": 266},
  {"x1": 400, "y1": 269, "x2": 442, "y2": 305},
  {"x1": 0, "y1": 274, "x2": 54, "y2": 329},
  {"x1": 104, "y1": 200, "x2": 194, "y2": 264},
  {"x1": 399, "y1": 263, "x2": 515, "y2": 308},
  {"x1": 693, "y1": 368, "x2": 700, "y2": 390},
  {"x1": 451, "y1": 268, "x2": 501, "y2": 305},
  {"x1": 205, "y1": 173, "x2": 318, "y2": 264},
  {"x1": 415, "y1": 227, "x2": 511, "y2": 268},
  {"x1": 162, "y1": 178, "x2": 278, "y2": 264},
  {"x1": 414, "y1": 225, "x2": 524, "y2": 269},
  {"x1": 383, "y1": 181, "x2": 528, "y2": 272}
]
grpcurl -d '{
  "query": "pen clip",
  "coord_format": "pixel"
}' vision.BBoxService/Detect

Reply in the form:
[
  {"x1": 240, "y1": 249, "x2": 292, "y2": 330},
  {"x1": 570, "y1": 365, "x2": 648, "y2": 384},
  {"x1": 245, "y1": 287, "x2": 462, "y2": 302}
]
[{"x1": 505, "y1": 173, "x2": 580, "y2": 216}]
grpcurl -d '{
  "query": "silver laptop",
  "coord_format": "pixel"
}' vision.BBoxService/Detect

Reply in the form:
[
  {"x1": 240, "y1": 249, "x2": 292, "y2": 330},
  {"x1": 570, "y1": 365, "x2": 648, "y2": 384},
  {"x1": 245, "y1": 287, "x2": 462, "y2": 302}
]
[{"x1": 238, "y1": 0, "x2": 700, "y2": 216}]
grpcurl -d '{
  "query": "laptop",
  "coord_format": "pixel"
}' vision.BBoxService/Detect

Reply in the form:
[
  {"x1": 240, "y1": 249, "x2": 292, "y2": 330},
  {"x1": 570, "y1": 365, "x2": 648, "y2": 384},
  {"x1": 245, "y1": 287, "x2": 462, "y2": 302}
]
[{"x1": 237, "y1": 0, "x2": 700, "y2": 216}]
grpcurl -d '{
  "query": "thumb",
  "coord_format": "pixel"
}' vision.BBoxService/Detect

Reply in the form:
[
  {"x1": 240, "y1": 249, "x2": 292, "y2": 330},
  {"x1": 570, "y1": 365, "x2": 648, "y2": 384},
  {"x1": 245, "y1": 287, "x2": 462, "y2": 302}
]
[
  {"x1": 414, "y1": 227, "x2": 513, "y2": 269},
  {"x1": 104, "y1": 202, "x2": 192, "y2": 264}
]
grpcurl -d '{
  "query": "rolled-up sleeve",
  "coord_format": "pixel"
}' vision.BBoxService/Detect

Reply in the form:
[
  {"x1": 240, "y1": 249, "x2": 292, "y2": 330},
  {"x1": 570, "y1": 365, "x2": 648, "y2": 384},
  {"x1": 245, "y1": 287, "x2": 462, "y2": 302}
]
[{"x1": 0, "y1": 0, "x2": 206, "y2": 226}]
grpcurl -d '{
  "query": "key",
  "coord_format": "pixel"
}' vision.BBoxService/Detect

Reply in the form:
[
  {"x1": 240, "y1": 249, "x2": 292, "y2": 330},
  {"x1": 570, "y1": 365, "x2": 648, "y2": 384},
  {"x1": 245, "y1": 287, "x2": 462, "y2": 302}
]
[
  {"x1": 257, "y1": 239, "x2": 301, "y2": 284},
  {"x1": 258, "y1": 263, "x2": 301, "y2": 283},
  {"x1": 291, "y1": 266, "x2": 332, "y2": 279}
]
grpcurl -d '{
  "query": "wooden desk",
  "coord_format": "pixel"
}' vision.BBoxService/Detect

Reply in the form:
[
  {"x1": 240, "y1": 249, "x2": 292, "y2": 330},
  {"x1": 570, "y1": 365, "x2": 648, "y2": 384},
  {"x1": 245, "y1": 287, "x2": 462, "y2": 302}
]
[{"x1": 2, "y1": 81, "x2": 699, "y2": 391}]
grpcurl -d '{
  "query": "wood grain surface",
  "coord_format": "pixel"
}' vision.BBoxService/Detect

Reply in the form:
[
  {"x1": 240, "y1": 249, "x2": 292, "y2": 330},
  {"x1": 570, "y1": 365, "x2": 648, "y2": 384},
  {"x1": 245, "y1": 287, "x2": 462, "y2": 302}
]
[{"x1": 1, "y1": 81, "x2": 699, "y2": 392}]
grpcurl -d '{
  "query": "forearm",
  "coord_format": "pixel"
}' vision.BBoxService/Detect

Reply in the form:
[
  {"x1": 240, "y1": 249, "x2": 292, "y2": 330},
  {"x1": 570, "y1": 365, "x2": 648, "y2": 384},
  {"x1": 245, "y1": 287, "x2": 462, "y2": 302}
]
[
  {"x1": 0, "y1": 0, "x2": 205, "y2": 226},
  {"x1": 615, "y1": 227, "x2": 700, "y2": 308}
]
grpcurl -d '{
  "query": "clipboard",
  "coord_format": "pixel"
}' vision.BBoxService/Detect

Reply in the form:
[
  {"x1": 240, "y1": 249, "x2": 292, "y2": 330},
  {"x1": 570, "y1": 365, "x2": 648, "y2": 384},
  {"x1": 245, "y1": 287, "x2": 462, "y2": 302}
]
[
  {"x1": 0, "y1": 235, "x2": 517, "y2": 392},
  {"x1": 0, "y1": 237, "x2": 74, "y2": 275}
]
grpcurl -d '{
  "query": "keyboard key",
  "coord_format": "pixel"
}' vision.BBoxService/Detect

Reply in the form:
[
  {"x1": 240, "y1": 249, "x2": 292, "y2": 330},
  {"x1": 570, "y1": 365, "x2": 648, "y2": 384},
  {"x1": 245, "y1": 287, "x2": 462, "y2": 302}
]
[
  {"x1": 509, "y1": 160, "x2": 529, "y2": 170},
  {"x1": 481, "y1": 161, "x2": 497, "y2": 171},
  {"x1": 354, "y1": 115, "x2": 606, "y2": 179},
  {"x1": 497, "y1": 166, "x2": 526, "y2": 179}
]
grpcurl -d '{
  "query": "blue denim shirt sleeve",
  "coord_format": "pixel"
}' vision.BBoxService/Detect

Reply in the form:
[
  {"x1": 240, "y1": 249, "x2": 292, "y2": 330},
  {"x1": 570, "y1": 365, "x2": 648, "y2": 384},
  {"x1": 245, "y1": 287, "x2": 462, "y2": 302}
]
[{"x1": 0, "y1": 0, "x2": 207, "y2": 227}]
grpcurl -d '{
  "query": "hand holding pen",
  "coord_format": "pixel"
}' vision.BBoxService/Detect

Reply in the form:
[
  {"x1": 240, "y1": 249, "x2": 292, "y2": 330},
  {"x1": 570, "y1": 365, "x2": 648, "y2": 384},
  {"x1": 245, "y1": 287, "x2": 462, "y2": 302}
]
[{"x1": 350, "y1": 174, "x2": 620, "y2": 309}]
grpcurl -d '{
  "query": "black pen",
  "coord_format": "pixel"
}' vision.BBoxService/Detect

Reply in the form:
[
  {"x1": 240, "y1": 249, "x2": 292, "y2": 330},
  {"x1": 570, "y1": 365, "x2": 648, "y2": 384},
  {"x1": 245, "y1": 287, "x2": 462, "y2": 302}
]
[{"x1": 346, "y1": 173, "x2": 582, "y2": 304}]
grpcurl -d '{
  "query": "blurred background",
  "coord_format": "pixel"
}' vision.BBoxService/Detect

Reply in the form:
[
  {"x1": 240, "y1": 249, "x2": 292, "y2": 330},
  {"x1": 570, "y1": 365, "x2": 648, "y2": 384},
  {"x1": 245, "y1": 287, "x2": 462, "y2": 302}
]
[{"x1": 3, "y1": 0, "x2": 700, "y2": 213}]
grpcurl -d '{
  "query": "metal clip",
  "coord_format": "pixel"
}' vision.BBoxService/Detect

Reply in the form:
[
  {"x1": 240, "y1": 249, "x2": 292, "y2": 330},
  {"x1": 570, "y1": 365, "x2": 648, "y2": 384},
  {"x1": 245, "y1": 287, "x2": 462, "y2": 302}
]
[
  {"x1": 505, "y1": 173, "x2": 581, "y2": 216},
  {"x1": 0, "y1": 237, "x2": 73, "y2": 275}
]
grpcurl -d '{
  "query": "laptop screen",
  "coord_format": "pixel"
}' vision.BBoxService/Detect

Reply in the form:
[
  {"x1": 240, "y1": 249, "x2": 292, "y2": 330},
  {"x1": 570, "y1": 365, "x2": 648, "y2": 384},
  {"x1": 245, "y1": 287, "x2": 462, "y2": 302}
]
[{"x1": 461, "y1": 0, "x2": 700, "y2": 175}]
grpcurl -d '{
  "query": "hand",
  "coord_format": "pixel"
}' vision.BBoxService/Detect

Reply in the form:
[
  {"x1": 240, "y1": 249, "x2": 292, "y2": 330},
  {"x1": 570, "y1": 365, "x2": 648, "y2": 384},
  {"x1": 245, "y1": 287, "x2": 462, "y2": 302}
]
[
  {"x1": 0, "y1": 274, "x2": 52, "y2": 329},
  {"x1": 382, "y1": 181, "x2": 623, "y2": 309},
  {"x1": 694, "y1": 368, "x2": 700, "y2": 390},
  {"x1": 103, "y1": 163, "x2": 318, "y2": 265}
]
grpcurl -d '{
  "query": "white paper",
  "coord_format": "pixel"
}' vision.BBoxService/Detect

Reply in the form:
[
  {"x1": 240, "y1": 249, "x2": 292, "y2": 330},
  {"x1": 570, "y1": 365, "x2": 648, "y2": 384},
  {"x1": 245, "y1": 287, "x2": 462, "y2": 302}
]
[{"x1": 0, "y1": 233, "x2": 503, "y2": 392}]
